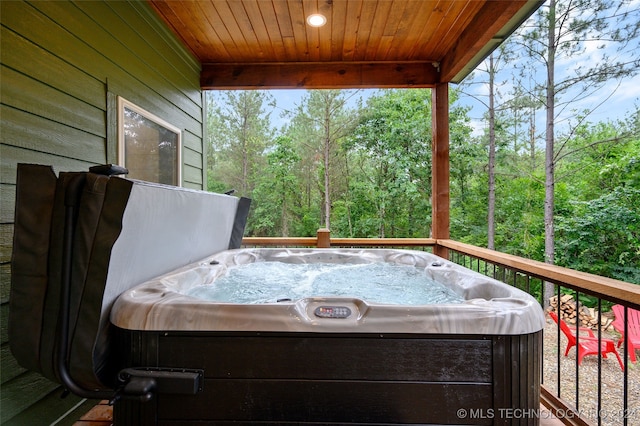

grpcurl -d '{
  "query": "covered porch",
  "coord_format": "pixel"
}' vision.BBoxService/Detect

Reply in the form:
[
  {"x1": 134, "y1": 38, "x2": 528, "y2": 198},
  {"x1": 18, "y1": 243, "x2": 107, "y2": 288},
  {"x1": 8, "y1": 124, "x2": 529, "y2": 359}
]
[{"x1": 3, "y1": 1, "x2": 639, "y2": 425}]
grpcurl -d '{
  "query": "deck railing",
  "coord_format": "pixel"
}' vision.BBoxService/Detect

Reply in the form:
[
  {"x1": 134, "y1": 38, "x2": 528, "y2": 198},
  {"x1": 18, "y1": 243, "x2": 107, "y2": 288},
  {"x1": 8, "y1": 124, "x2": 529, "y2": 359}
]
[{"x1": 242, "y1": 231, "x2": 640, "y2": 426}]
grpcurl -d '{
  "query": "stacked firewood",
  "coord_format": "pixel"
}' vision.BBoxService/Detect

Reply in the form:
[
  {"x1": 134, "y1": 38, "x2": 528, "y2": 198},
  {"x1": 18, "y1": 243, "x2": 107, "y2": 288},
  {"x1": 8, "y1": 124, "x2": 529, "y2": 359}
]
[{"x1": 548, "y1": 294, "x2": 613, "y2": 330}]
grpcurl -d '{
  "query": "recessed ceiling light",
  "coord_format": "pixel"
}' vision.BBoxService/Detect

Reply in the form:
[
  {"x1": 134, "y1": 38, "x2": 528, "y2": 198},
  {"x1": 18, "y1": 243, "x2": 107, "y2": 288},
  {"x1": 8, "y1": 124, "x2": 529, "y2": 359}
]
[{"x1": 307, "y1": 14, "x2": 327, "y2": 27}]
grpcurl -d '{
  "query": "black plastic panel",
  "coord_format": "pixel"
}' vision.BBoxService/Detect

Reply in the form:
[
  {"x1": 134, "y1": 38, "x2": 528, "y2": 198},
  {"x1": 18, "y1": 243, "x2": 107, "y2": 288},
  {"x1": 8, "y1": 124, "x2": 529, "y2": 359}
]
[{"x1": 114, "y1": 329, "x2": 541, "y2": 425}]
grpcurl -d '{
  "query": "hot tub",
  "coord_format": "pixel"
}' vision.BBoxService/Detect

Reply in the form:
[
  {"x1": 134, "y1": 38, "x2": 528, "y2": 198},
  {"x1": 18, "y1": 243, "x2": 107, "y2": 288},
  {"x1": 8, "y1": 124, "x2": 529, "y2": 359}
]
[{"x1": 111, "y1": 248, "x2": 545, "y2": 425}]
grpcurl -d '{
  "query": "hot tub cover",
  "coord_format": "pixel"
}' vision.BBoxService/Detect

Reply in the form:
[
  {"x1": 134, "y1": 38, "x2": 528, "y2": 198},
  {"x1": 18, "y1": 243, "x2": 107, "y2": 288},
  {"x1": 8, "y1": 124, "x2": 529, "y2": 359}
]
[{"x1": 9, "y1": 164, "x2": 250, "y2": 391}]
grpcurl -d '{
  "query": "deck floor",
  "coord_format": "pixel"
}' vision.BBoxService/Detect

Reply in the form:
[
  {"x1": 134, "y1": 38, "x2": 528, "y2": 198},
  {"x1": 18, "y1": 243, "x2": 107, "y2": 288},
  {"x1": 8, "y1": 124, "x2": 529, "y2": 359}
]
[
  {"x1": 74, "y1": 401, "x2": 566, "y2": 426},
  {"x1": 74, "y1": 401, "x2": 112, "y2": 425}
]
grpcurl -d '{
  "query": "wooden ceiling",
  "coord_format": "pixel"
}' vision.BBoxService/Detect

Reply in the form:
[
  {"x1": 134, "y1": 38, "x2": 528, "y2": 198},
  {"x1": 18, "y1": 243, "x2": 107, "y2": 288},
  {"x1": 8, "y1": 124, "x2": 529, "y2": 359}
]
[{"x1": 148, "y1": 0, "x2": 541, "y2": 89}]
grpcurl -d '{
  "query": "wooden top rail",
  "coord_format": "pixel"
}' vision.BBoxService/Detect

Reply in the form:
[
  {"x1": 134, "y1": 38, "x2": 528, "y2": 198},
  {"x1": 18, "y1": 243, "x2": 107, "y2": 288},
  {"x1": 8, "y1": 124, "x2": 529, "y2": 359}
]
[
  {"x1": 329, "y1": 238, "x2": 436, "y2": 246},
  {"x1": 438, "y1": 239, "x2": 640, "y2": 309},
  {"x1": 242, "y1": 236, "x2": 436, "y2": 247},
  {"x1": 242, "y1": 237, "x2": 318, "y2": 246}
]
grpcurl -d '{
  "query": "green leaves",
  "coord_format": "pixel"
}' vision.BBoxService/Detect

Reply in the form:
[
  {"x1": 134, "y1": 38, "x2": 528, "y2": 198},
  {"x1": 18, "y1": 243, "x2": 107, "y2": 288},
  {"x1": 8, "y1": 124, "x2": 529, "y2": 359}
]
[{"x1": 557, "y1": 187, "x2": 640, "y2": 283}]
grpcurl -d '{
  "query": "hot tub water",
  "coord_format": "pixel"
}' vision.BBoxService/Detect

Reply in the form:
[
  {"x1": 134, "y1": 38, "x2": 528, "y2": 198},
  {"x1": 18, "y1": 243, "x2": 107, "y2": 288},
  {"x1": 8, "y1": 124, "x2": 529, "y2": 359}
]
[{"x1": 185, "y1": 261, "x2": 464, "y2": 305}]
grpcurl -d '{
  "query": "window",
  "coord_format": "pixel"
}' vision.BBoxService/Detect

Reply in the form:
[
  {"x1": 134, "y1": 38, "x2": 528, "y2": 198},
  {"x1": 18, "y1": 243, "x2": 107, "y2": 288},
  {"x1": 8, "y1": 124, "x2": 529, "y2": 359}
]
[{"x1": 117, "y1": 96, "x2": 182, "y2": 186}]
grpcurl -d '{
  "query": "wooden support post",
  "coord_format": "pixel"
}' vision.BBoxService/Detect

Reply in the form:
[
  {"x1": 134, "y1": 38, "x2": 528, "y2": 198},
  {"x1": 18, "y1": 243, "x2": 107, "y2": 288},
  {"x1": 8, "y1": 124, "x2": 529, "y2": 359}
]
[
  {"x1": 432, "y1": 83, "x2": 450, "y2": 258},
  {"x1": 317, "y1": 228, "x2": 331, "y2": 248}
]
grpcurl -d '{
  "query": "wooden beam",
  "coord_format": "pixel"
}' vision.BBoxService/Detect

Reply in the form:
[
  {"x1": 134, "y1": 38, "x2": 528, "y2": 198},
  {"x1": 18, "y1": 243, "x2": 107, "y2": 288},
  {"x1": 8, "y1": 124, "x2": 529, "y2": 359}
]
[
  {"x1": 431, "y1": 83, "x2": 450, "y2": 258},
  {"x1": 439, "y1": 0, "x2": 534, "y2": 83},
  {"x1": 201, "y1": 62, "x2": 439, "y2": 89}
]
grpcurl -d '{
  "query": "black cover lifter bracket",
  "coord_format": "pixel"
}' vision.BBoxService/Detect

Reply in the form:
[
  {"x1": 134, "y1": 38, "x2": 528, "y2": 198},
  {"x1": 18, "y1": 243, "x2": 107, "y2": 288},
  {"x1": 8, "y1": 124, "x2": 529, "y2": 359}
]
[{"x1": 113, "y1": 368, "x2": 204, "y2": 403}]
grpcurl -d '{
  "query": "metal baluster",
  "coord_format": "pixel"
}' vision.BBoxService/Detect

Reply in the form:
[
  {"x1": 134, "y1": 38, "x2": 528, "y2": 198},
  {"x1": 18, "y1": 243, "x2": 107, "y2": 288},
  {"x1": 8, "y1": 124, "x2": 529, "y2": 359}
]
[
  {"x1": 575, "y1": 290, "x2": 580, "y2": 410},
  {"x1": 557, "y1": 285, "x2": 562, "y2": 399},
  {"x1": 624, "y1": 305, "x2": 628, "y2": 426},
  {"x1": 597, "y1": 298, "x2": 602, "y2": 426}
]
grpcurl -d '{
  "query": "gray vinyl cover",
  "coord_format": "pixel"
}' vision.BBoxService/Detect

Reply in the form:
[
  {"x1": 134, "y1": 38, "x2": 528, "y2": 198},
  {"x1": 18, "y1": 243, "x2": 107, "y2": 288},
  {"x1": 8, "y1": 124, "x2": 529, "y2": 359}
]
[{"x1": 9, "y1": 164, "x2": 250, "y2": 390}]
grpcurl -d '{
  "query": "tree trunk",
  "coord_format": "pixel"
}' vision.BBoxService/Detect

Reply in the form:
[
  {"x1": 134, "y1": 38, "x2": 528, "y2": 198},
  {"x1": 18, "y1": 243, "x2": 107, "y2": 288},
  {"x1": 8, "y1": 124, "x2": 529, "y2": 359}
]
[
  {"x1": 281, "y1": 191, "x2": 289, "y2": 237},
  {"x1": 241, "y1": 114, "x2": 248, "y2": 195},
  {"x1": 529, "y1": 110, "x2": 536, "y2": 170},
  {"x1": 543, "y1": 0, "x2": 557, "y2": 307},
  {"x1": 241, "y1": 144, "x2": 248, "y2": 194},
  {"x1": 344, "y1": 155, "x2": 354, "y2": 237},
  {"x1": 487, "y1": 53, "x2": 496, "y2": 250},
  {"x1": 323, "y1": 103, "x2": 331, "y2": 230}
]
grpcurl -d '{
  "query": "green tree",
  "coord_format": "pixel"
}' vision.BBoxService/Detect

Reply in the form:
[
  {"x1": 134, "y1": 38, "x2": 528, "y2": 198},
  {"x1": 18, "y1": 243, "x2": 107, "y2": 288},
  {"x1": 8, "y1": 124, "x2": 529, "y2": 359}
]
[
  {"x1": 250, "y1": 136, "x2": 301, "y2": 236},
  {"x1": 346, "y1": 89, "x2": 432, "y2": 237},
  {"x1": 207, "y1": 90, "x2": 275, "y2": 197},
  {"x1": 285, "y1": 90, "x2": 360, "y2": 231},
  {"x1": 459, "y1": 45, "x2": 517, "y2": 249},
  {"x1": 557, "y1": 186, "x2": 640, "y2": 284}
]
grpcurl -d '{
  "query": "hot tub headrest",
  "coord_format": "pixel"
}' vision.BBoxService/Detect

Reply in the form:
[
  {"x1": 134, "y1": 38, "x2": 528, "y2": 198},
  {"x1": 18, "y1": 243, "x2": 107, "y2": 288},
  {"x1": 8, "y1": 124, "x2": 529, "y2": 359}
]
[{"x1": 9, "y1": 164, "x2": 250, "y2": 391}]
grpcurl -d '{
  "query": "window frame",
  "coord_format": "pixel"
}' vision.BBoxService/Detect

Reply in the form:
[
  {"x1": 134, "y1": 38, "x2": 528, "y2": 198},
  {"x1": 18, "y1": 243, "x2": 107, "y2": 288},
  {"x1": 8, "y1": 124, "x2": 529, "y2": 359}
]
[{"x1": 117, "y1": 96, "x2": 182, "y2": 186}]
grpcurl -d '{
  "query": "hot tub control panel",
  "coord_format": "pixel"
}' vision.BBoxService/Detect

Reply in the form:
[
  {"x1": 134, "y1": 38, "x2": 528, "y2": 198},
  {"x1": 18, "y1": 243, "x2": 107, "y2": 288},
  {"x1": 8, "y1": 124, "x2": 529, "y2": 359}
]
[{"x1": 314, "y1": 306, "x2": 352, "y2": 319}]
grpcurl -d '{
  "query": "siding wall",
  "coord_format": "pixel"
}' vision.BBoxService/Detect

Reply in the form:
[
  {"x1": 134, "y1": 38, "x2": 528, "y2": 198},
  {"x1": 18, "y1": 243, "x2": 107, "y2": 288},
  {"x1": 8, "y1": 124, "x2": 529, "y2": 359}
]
[{"x1": 0, "y1": 1, "x2": 204, "y2": 424}]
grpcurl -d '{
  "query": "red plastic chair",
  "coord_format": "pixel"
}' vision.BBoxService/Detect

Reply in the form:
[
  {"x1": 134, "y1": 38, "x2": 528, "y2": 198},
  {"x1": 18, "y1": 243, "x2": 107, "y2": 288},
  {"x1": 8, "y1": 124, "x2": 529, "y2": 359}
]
[
  {"x1": 611, "y1": 304, "x2": 640, "y2": 363},
  {"x1": 549, "y1": 311, "x2": 624, "y2": 370}
]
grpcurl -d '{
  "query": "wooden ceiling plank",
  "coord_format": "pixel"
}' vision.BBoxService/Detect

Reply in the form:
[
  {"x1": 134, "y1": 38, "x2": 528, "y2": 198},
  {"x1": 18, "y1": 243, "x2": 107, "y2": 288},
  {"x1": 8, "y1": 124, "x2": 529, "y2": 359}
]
[
  {"x1": 242, "y1": 0, "x2": 279, "y2": 61},
  {"x1": 207, "y1": 1, "x2": 253, "y2": 61},
  {"x1": 408, "y1": 0, "x2": 447, "y2": 60},
  {"x1": 257, "y1": 0, "x2": 288, "y2": 61},
  {"x1": 273, "y1": 0, "x2": 294, "y2": 38},
  {"x1": 363, "y1": 0, "x2": 393, "y2": 61},
  {"x1": 375, "y1": 35, "x2": 396, "y2": 61},
  {"x1": 398, "y1": 0, "x2": 441, "y2": 60},
  {"x1": 342, "y1": 0, "x2": 363, "y2": 61},
  {"x1": 329, "y1": 0, "x2": 348, "y2": 61},
  {"x1": 411, "y1": 0, "x2": 461, "y2": 60},
  {"x1": 148, "y1": 1, "x2": 202, "y2": 60},
  {"x1": 272, "y1": 0, "x2": 297, "y2": 61},
  {"x1": 317, "y1": 0, "x2": 333, "y2": 60},
  {"x1": 302, "y1": 0, "x2": 321, "y2": 62},
  {"x1": 352, "y1": 0, "x2": 378, "y2": 61},
  {"x1": 385, "y1": 1, "x2": 425, "y2": 60},
  {"x1": 374, "y1": 0, "x2": 407, "y2": 59},
  {"x1": 201, "y1": 61, "x2": 439, "y2": 89},
  {"x1": 165, "y1": 1, "x2": 234, "y2": 62},
  {"x1": 381, "y1": 0, "x2": 406, "y2": 37},
  {"x1": 288, "y1": 0, "x2": 310, "y2": 62},
  {"x1": 221, "y1": 0, "x2": 264, "y2": 61},
  {"x1": 193, "y1": 1, "x2": 235, "y2": 62}
]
